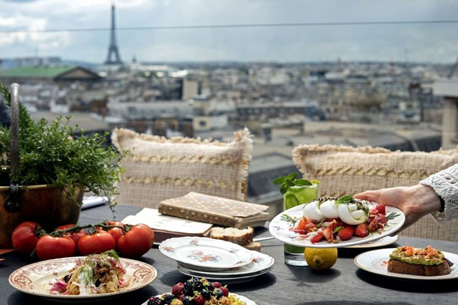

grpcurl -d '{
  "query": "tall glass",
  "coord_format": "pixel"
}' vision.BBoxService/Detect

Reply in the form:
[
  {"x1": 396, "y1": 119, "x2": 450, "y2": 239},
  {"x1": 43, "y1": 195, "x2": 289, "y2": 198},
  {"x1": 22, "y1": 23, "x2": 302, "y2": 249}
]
[{"x1": 283, "y1": 184, "x2": 318, "y2": 266}]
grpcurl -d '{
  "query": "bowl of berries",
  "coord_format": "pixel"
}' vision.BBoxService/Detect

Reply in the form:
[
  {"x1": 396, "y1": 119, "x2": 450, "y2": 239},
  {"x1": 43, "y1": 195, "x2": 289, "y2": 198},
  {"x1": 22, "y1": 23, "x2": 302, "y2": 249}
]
[{"x1": 144, "y1": 277, "x2": 255, "y2": 305}]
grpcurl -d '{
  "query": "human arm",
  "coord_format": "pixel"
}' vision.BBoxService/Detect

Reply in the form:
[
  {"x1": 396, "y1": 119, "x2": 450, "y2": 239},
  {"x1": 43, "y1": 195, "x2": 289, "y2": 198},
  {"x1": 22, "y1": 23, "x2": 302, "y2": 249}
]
[
  {"x1": 354, "y1": 185, "x2": 441, "y2": 230},
  {"x1": 420, "y1": 163, "x2": 458, "y2": 224}
]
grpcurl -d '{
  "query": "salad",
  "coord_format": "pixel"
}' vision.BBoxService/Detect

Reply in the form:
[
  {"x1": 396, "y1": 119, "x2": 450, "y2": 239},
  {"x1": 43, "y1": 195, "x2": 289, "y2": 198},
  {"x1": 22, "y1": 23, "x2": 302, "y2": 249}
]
[
  {"x1": 146, "y1": 277, "x2": 246, "y2": 305},
  {"x1": 50, "y1": 250, "x2": 130, "y2": 295},
  {"x1": 293, "y1": 196, "x2": 398, "y2": 244}
]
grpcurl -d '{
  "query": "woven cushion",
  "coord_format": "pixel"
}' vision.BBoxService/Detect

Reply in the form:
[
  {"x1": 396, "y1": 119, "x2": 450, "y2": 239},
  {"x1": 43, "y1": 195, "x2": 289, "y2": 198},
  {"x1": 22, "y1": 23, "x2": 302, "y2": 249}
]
[
  {"x1": 292, "y1": 144, "x2": 458, "y2": 241},
  {"x1": 112, "y1": 128, "x2": 252, "y2": 208}
]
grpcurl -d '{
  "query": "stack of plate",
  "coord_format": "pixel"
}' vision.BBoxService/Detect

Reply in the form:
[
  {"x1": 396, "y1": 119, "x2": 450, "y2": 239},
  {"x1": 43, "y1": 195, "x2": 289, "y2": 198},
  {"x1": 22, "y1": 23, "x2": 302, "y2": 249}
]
[{"x1": 159, "y1": 237, "x2": 274, "y2": 283}]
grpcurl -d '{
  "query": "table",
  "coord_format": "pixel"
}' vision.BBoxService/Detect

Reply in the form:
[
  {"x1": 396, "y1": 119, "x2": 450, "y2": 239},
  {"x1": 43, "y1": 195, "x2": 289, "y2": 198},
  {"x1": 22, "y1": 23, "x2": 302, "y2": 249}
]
[{"x1": 1, "y1": 204, "x2": 457, "y2": 305}]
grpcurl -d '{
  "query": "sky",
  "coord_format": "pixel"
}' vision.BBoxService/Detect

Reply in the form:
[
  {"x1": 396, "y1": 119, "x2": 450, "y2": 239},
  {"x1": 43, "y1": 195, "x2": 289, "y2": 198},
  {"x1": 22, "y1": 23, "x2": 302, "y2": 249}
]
[{"x1": 0, "y1": 0, "x2": 458, "y2": 64}]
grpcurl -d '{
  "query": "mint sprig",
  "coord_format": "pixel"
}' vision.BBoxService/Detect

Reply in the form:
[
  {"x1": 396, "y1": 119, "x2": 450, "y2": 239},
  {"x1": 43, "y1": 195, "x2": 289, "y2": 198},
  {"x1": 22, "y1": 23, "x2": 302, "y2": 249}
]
[{"x1": 272, "y1": 172, "x2": 313, "y2": 194}]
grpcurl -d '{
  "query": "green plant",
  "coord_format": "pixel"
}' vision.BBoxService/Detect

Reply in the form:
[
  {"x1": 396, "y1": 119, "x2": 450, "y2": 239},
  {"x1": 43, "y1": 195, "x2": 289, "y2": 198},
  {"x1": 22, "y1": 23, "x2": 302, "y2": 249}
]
[
  {"x1": 272, "y1": 172, "x2": 319, "y2": 194},
  {"x1": 0, "y1": 82, "x2": 123, "y2": 212}
]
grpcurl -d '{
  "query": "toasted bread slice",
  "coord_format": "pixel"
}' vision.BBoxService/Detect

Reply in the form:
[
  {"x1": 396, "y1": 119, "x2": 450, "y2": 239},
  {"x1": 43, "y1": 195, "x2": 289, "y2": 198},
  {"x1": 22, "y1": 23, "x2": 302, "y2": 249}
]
[
  {"x1": 209, "y1": 227, "x2": 254, "y2": 246},
  {"x1": 387, "y1": 259, "x2": 451, "y2": 276}
]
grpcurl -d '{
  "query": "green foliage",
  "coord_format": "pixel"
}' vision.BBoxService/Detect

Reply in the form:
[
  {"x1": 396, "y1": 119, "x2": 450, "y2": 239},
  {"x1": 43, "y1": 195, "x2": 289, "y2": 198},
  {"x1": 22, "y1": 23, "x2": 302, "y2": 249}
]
[
  {"x1": 272, "y1": 172, "x2": 313, "y2": 194},
  {"x1": 0, "y1": 83, "x2": 122, "y2": 211}
]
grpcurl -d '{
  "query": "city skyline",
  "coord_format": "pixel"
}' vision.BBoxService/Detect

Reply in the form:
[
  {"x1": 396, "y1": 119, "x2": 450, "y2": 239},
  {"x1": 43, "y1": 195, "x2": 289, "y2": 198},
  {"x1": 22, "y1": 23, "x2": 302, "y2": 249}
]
[{"x1": 1, "y1": 0, "x2": 458, "y2": 64}]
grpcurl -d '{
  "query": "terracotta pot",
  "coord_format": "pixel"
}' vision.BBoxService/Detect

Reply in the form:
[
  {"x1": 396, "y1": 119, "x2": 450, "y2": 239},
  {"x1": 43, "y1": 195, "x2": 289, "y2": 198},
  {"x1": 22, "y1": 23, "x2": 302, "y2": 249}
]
[{"x1": 0, "y1": 185, "x2": 83, "y2": 248}]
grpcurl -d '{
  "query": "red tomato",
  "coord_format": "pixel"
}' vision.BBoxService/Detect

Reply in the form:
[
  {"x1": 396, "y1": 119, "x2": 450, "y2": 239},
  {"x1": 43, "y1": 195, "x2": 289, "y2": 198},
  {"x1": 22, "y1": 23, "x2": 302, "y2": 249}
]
[
  {"x1": 103, "y1": 221, "x2": 125, "y2": 244},
  {"x1": 77, "y1": 231, "x2": 116, "y2": 255},
  {"x1": 117, "y1": 224, "x2": 154, "y2": 258},
  {"x1": 54, "y1": 224, "x2": 87, "y2": 247},
  {"x1": 11, "y1": 221, "x2": 43, "y2": 255},
  {"x1": 36, "y1": 235, "x2": 76, "y2": 260}
]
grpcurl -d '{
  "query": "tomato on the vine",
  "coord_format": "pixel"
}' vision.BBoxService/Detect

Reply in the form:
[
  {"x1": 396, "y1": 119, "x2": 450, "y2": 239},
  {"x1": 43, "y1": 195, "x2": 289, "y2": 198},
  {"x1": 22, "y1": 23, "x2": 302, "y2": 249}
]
[
  {"x1": 54, "y1": 224, "x2": 87, "y2": 247},
  {"x1": 77, "y1": 231, "x2": 116, "y2": 255},
  {"x1": 11, "y1": 221, "x2": 44, "y2": 255},
  {"x1": 36, "y1": 235, "x2": 76, "y2": 260},
  {"x1": 117, "y1": 224, "x2": 154, "y2": 258},
  {"x1": 102, "y1": 221, "x2": 125, "y2": 244}
]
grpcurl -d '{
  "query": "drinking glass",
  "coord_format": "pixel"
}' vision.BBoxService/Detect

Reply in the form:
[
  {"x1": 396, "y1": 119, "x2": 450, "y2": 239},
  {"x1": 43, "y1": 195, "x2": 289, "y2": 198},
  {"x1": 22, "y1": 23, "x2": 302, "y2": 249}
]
[{"x1": 283, "y1": 184, "x2": 318, "y2": 266}]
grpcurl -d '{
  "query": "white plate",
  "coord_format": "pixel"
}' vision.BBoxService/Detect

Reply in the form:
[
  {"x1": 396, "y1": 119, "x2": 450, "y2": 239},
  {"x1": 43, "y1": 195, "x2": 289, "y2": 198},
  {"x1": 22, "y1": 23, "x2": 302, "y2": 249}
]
[
  {"x1": 177, "y1": 250, "x2": 274, "y2": 277},
  {"x1": 269, "y1": 203, "x2": 405, "y2": 248},
  {"x1": 177, "y1": 265, "x2": 272, "y2": 284},
  {"x1": 159, "y1": 237, "x2": 253, "y2": 271},
  {"x1": 143, "y1": 293, "x2": 256, "y2": 305},
  {"x1": 9, "y1": 256, "x2": 157, "y2": 300},
  {"x1": 354, "y1": 248, "x2": 458, "y2": 280},
  {"x1": 346, "y1": 235, "x2": 399, "y2": 249}
]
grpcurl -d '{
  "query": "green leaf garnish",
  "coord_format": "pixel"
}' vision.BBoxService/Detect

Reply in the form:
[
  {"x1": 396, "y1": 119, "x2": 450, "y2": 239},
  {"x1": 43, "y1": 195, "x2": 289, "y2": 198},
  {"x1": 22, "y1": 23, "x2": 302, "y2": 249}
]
[
  {"x1": 386, "y1": 212, "x2": 401, "y2": 221},
  {"x1": 335, "y1": 195, "x2": 354, "y2": 205},
  {"x1": 272, "y1": 172, "x2": 317, "y2": 194},
  {"x1": 280, "y1": 214, "x2": 299, "y2": 226},
  {"x1": 333, "y1": 226, "x2": 344, "y2": 233}
]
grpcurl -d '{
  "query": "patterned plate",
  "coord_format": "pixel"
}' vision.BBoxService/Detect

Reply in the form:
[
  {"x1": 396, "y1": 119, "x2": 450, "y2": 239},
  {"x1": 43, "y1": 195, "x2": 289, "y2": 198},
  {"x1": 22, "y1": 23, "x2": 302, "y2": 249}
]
[
  {"x1": 159, "y1": 237, "x2": 253, "y2": 271},
  {"x1": 9, "y1": 257, "x2": 157, "y2": 300},
  {"x1": 177, "y1": 250, "x2": 274, "y2": 277},
  {"x1": 269, "y1": 203, "x2": 405, "y2": 248}
]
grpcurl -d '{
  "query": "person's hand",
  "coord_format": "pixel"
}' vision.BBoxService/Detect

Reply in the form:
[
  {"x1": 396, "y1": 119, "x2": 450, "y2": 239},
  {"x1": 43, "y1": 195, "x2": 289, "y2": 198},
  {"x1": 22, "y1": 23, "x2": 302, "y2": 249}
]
[{"x1": 354, "y1": 185, "x2": 441, "y2": 231}]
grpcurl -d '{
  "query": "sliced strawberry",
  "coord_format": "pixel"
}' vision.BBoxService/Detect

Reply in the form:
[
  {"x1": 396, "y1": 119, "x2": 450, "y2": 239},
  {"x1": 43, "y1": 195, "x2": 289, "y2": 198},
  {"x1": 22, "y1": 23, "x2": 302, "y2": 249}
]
[
  {"x1": 374, "y1": 204, "x2": 386, "y2": 215},
  {"x1": 296, "y1": 217, "x2": 314, "y2": 234},
  {"x1": 322, "y1": 226, "x2": 333, "y2": 242},
  {"x1": 337, "y1": 225, "x2": 354, "y2": 241},
  {"x1": 310, "y1": 232, "x2": 324, "y2": 243},
  {"x1": 355, "y1": 223, "x2": 369, "y2": 237}
]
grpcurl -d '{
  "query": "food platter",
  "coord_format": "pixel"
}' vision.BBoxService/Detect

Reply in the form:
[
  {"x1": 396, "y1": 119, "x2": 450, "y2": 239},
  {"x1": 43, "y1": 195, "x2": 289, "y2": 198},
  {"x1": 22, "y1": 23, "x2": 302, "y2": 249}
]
[
  {"x1": 9, "y1": 256, "x2": 157, "y2": 300},
  {"x1": 159, "y1": 237, "x2": 254, "y2": 271},
  {"x1": 142, "y1": 293, "x2": 256, "y2": 305},
  {"x1": 269, "y1": 203, "x2": 405, "y2": 248},
  {"x1": 354, "y1": 248, "x2": 458, "y2": 280}
]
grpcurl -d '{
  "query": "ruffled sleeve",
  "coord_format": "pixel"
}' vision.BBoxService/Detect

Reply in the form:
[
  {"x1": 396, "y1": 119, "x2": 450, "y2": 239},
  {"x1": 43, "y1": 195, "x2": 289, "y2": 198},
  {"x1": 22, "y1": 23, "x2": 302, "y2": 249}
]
[{"x1": 420, "y1": 163, "x2": 458, "y2": 224}]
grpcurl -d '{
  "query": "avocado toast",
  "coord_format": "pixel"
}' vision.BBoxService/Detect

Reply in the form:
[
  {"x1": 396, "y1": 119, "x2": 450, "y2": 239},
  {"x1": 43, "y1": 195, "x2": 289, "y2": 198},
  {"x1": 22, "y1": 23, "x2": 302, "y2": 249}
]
[{"x1": 388, "y1": 246, "x2": 453, "y2": 276}]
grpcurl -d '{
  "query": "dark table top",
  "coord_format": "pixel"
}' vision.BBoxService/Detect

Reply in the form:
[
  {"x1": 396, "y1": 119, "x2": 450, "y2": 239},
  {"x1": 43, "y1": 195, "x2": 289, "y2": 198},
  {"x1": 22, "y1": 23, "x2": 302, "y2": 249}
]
[{"x1": 1, "y1": 204, "x2": 458, "y2": 305}]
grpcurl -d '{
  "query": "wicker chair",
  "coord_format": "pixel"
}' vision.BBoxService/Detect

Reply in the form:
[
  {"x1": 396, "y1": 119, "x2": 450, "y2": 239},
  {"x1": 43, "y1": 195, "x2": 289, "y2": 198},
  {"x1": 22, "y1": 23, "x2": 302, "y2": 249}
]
[
  {"x1": 292, "y1": 144, "x2": 458, "y2": 242},
  {"x1": 111, "y1": 128, "x2": 252, "y2": 209}
]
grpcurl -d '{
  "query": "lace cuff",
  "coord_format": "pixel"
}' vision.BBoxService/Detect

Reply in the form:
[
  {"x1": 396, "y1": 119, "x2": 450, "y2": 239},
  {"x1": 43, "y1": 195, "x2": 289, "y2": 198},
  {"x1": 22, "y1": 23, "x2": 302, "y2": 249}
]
[{"x1": 420, "y1": 163, "x2": 458, "y2": 224}]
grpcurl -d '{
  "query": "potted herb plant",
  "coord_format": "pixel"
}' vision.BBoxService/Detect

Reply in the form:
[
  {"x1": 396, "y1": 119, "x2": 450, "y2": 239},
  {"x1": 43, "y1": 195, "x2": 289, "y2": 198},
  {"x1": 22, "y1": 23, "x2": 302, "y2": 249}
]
[{"x1": 0, "y1": 82, "x2": 123, "y2": 247}]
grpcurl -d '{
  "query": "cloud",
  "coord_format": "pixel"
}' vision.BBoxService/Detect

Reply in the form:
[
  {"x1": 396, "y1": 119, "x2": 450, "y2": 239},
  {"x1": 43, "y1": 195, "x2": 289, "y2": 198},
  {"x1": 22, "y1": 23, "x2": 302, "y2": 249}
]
[{"x1": 0, "y1": 0, "x2": 457, "y2": 63}]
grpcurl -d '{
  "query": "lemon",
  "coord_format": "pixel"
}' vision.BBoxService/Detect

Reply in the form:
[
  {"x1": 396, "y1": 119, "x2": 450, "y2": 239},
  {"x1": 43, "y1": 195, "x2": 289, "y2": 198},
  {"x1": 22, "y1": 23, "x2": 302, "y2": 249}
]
[{"x1": 304, "y1": 247, "x2": 338, "y2": 270}]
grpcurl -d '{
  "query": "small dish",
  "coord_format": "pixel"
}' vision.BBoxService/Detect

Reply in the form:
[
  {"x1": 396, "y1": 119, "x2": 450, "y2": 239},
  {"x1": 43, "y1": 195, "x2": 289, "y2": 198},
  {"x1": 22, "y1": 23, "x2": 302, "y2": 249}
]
[{"x1": 159, "y1": 237, "x2": 253, "y2": 271}]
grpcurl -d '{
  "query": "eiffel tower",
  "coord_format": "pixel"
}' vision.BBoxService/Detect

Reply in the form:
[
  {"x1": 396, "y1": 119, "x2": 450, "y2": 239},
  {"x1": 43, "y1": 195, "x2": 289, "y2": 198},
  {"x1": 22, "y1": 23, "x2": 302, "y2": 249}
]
[{"x1": 105, "y1": 4, "x2": 123, "y2": 65}]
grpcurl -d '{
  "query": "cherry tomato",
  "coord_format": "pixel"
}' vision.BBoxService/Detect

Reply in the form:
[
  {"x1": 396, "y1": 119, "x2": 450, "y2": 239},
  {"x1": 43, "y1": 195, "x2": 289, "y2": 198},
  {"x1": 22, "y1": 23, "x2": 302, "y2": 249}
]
[
  {"x1": 36, "y1": 235, "x2": 76, "y2": 260},
  {"x1": 54, "y1": 224, "x2": 87, "y2": 247},
  {"x1": 11, "y1": 221, "x2": 43, "y2": 255},
  {"x1": 77, "y1": 231, "x2": 116, "y2": 255},
  {"x1": 117, "y1": 224, "x2": 154, "y2": 258}
]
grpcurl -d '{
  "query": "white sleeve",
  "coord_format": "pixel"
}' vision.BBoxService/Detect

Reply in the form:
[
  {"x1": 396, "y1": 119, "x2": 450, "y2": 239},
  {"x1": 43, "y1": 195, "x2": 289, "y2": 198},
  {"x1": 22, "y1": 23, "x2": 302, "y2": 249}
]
[{"x1": 420, "y1": 163, "x2": 458, "y2": 223}]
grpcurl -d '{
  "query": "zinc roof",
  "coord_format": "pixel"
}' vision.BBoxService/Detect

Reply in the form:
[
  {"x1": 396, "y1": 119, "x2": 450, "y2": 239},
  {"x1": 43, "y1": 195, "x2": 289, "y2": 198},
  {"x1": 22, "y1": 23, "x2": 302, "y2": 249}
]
[{"x1": 0, "y1": 66, "x2": 77, "y2": 79}]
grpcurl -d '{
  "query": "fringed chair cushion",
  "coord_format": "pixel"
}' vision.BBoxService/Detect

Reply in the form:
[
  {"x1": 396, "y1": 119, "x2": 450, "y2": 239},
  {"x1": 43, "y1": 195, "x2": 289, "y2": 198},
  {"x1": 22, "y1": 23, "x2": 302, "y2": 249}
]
[{"x1": 112, "y1": 129, "x2": 252, "y2": 208}]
